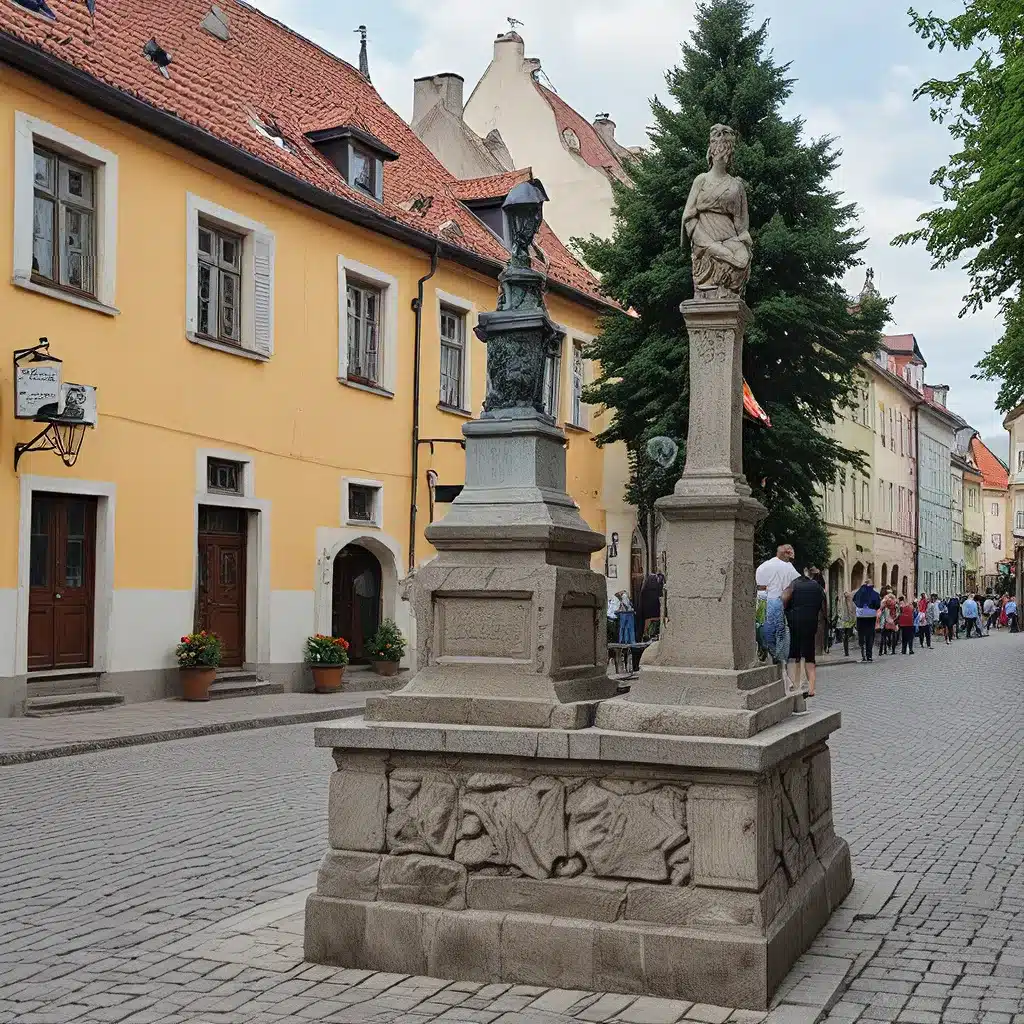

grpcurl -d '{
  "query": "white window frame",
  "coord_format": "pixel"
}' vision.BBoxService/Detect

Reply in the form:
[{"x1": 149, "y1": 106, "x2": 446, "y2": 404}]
[
  {"x1": 435, "y1": 289, "x2": 476, "y2": 415},
  {"x1": 338, "y1": 256, "x2": 398, "y2": 395},
  {"x1": 13, "y1": 111, "x2": 119, "y2": 315},
  {"x1": 186, "y1": 192, "x2": 275, "y2": 360},
  {"x1": 542, "y1": 335, "x2": 563, "y2": 420},
  {"x1": 342, "y1": 477, "x2": 384, "y2": 529}
]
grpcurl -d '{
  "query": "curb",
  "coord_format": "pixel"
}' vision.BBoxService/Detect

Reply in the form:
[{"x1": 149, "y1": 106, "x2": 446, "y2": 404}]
[{"x1": 0, "y1": 705, "x2": 365, "y2": 767}]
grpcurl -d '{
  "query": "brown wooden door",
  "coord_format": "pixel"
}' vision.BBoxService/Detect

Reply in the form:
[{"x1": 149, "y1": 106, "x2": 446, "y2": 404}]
[
  {"x1": 332, "y1": 545, "x2": 382, "y2": 662},
  {"x1": 196, "y1": 506, "x2": 247, "y2": 668},
  {"x1": 28, "y1": 494, "x2": 97, "y2": 671}
]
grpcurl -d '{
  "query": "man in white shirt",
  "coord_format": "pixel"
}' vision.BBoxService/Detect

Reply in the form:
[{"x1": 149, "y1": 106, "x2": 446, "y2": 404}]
[{"x1": 756, "y1": 544, "x2": 800, "y2": 689}]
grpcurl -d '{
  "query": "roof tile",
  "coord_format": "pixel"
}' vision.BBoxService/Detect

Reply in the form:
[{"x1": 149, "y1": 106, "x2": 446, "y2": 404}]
[{"x1": 970, "y1": 436, "x2": 1010, "y2": 491}]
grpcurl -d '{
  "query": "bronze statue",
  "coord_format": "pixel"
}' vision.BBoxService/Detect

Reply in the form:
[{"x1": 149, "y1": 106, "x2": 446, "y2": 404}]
[{"x1": 682, "y1": 125, "x2": 751, "y2": 299}]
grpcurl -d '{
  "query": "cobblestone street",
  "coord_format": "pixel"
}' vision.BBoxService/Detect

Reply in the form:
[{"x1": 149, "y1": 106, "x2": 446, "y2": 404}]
[{"x1": 0, "y1": 631, "x2": 1022, "y2": 1023}]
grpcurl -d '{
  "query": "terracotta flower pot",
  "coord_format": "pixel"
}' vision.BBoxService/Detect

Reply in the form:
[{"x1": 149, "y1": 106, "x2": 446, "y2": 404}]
[
  {"x1": 311, "y1": 664, "x2": 345, "y2": 693},
  {"x1": 372, "y1": 660, "x2": 400, "y2": 677},
  {"x1": 180, "y1": 666, "x2": 216, "y2": 701}
]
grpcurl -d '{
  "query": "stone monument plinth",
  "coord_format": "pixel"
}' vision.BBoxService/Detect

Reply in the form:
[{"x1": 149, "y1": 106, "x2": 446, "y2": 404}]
[{"x1": 303, "y1": 162, "x2": 852, "y2": 1010}]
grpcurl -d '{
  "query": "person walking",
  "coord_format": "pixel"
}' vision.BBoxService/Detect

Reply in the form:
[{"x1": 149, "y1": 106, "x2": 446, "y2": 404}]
[
  {"x1": 1008, "y1": 596, "x2": 1019, "y2": 633},
  {"x1": 999, "y1": 594, "x2": 1009, "y2": 629},
  {"x1": 853, "y1": 579, "x2": 881, "y2": 662},
  {"x1": 879, "y1": 590, "x2": 899, "y2": 656},
  {"x1": 898, "y1": 597, "x2": 915, "y2": 654},
  {"x1": 786, "y1": 573, "x2": 827, "y2": 698},
  {"x1": 756, "y1": 545, "x2": 800, "y2": 689},
  {"x1": 946, "y1": 594, "x2": 961, "y2": 640},
  {"x1": 983, "y1": 594, "x2": 997, "y2": 634},
  {"x1": 962, "y1": 594, "x2": 980, "y2": 637},
  {"x1": 923, "y1": 593, "x2": 939, "y2": 648},
  {"x1": 615, "y1": 591, "x2": 636, "y2": 645},
  {"x1": 838, "y1": 591, "x2": 856, "y2": 657}
]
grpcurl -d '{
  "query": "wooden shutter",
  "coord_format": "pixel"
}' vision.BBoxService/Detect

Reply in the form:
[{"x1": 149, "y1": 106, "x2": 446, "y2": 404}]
[{"x1": 252, "y1": 231, "x2": 275, "y2": 356}]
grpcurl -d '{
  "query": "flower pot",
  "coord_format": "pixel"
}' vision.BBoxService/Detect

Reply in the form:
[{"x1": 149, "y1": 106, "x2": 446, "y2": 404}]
[
  {"x1": 311, "y1": 664, "x2": 345, "y2": 693},
  {"x1": 180, "y1": 666, "x2": 216, "y2": 701},
  {"x1": 372, "y1": 660, "x2": 400, "y2": 677}
]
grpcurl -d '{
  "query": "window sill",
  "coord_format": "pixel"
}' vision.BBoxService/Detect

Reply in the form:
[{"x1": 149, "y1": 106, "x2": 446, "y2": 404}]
[
  {"x1": 437, "y1": 403, "x2": 473, "y2": 419},
  {"x1": 339, "y1": 377, "x2": 394, "y2": 399},
  {"x1": 565, "y1": 421, "x2": 591, "y2": 434},
  {"x1": 345, "y1": 519, "x2": 381, "y2": 529},
  {"x1": 188, "y1": 333, "x2": 269, "y2": 361},
  {"x1": 14, "y1": 276, "x2": 119, "y2": 316}
]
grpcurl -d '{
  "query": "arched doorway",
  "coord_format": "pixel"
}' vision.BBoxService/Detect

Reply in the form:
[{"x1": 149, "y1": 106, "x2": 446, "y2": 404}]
[
  {"x1": 890, "y1": 564, "x2": 899, "y2": 590},
  {"x1": 880, "y1": 563, "x2": 888, "y2": 591},
  {"x1": 851, "y1": 562, "x2": 864, "y2": 591},
  {"x1": 828, "y1": 559, "x2": 844, "y2": 609},
  {"x1": 332, "y1": 544, "x2": 382, "y2": 662},
  {"x1": 901, "y1": 575, "x2": 909, "y2": 598}
]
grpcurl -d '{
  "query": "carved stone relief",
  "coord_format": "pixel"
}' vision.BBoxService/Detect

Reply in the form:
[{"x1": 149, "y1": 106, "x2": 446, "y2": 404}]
[{"x1": 386, "y1": 770, "x2": 459, "y2": 856}]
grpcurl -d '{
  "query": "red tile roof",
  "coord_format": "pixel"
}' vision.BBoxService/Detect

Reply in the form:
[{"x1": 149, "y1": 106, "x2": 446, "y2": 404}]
[
  {"x1": 535, "y1": 83, "x2": 630, "y2": 183},
  {"x1": 0, "y1": 0, "x2": 606, "y2": 304},
  {"x1": 970, "y1": 436, "x2": 1009, "y2": 491},
  {"x1": 884, "y1": 333, "x2": 916, "y2": 353},
  {"x1": 452, "y1": 169, "x2": 532, "y2": 201}
]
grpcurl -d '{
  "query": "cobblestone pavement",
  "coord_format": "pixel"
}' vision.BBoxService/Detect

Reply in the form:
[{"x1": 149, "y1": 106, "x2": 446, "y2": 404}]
[{"x1": 0, "y1": 631, "x2": 1022, "y2": 1023}]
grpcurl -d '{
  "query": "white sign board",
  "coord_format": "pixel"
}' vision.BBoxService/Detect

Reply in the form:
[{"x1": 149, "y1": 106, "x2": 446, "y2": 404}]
[
  {"x1": 56, "y1": 383, "x2": 98, "y2": 426},
  {"x1": 15, "y1": 363, "x2": 62, "y2": 419}
]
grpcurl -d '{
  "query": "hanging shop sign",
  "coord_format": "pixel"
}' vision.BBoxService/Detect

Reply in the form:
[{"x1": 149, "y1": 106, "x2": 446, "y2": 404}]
[{"x1": 12, "y1": 338, "x2": 97, "y2": 470}]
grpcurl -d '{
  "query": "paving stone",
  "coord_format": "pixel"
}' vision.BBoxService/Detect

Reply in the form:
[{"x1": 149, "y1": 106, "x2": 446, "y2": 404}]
[{"x1": 616, "y1": 997, "x2": 694, "y2": 1024}]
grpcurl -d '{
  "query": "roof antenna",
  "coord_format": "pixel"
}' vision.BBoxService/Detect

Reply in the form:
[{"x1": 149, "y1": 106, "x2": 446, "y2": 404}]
[
  {"x1": 507, "y1": 16, "x2": 524, "y2": 33},
  {"x1": 355, "y1": 25, "x2": 370, "y2": 82}
]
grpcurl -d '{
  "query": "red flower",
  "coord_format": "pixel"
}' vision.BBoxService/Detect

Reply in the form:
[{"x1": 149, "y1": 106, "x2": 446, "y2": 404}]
[{"x1": 180, "y1": 636, "x2": 188, "y2": 643}]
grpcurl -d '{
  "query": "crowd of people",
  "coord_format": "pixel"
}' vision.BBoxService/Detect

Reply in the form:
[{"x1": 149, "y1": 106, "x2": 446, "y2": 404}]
[{"x1": 755, "y1": 544, "x2": 1019, "y2": 702}]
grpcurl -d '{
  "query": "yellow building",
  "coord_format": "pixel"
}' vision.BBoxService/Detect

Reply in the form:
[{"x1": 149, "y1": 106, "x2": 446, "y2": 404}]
[{"x1": 0, "y1": 0, "x2": 612, "y2": 715}]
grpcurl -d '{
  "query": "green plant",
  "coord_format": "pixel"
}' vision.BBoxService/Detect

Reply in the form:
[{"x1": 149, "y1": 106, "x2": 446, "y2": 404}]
[
  {"x1": 175, "y1": 631, "x2": 221, "y2": 668},
  {"x1": 304, "y1": 634, "x2": 350, "y2": 665},
  {"x1": 366, "y1": 618, "x2": 406, "y2": 662}
]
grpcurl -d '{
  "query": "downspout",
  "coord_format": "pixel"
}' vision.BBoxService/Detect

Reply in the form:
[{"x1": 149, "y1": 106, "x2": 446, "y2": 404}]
[{"x1": 408, "y1": 245, "x2": 440, "y2": 574}]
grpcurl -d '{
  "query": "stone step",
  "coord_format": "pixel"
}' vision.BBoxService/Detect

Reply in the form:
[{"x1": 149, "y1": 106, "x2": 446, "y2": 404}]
[
  {"x1": 26, "y1": 670, "x2": 103, "y2": 698},
  {"x1": 342, "y1": 665, "x2": 408, "y2": 692},
  {"x1": 208, "y1": 674, "x2": 284, "y2": 699},
  {"x1": 23, "y1": 691, "x2": 125, "y2": 717}
]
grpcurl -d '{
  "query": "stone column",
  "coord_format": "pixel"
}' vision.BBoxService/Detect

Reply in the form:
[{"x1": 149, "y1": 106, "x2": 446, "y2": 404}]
[{"x1": 597, "y1": 299, "x2": 793, "y2": 739}]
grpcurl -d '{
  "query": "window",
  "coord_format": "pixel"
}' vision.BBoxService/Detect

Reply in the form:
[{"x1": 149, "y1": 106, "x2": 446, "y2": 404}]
[
  {"x1": 992, "y1": 502, "x2": 1000, "y2": 517},
  {"x1": 343, "y1": 479, "x2": 383, "y2": 527},
  {"x1": 186, "y1": 193, "x2": 275, "y2": 358},
  {"x1": 889, "y1": 408, "x2": 895, "y2": 451},
  {"x1": 898, "y1": 412, "x2": 904, "y2": 455},
  {"x1": 571, "y1": 341, "x2": 585, "y2": 427},
  {"x1": 992, "y1": 533, "x2": 1002, "y2": 550},
  {"x1": 350, "y1": 147, "x2": 379, "y2": 197},
  {"x1": 861, "y1": 481, "x2": 869, "y2": 520},
  {"x1": 466, "y1": 201, "x2": 509, "y2": 245},
  {"x1": 207, "y1": 458, "x2": 244, "y2": 495},
  {"x1": 1017, "y1": 447, "x2": 1024, "y2": 474},
  {"x1": 197, "y1": 222, "x2": 243, "y2": 345},
  {"x1": 880, "y1": 404, "x2": 886, "y2": 446},
  {"x1": 542, "y1": 342, "x2": 562, "y2": 419},
  {"x1": 14, "y1": 113, "x2": 119, "y2": 313},
  {"x1": 346, "y1": 281, "x2": 382, "y2": 384},
  {"x1": 31, "y1": 146, "x2": 96, "y2": 294},
  {"x1": 305, "y1": 126, "x2": 396, "y2": 204},
  {"x1": 439, "y1": 306, "x2": 467, "y2": 409}
]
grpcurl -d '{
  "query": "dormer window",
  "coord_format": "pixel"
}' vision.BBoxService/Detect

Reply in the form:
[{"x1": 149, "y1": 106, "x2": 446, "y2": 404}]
[
  {"x1": 304, "y1": 125, "x2": 398, "y2": 203},
  {"x1": 464, "y1": 199, "x2": 509, "y2": 247}
]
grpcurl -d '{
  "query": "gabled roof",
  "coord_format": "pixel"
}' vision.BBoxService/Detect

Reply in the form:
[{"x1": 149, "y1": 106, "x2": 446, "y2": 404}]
[
  {"x1": 452, "y1": 169, "x2": 532, "y2": 202},
  {"x1": 0, "y1": 0, "x2": 606, "y2": 305},
  {"x1": 882, "y1": 333, "x2": 927, "y2": 365},
  {"x1": 970, "y1": 436, "x2": 1010, "y2": 491},
  {"x1": 534, "y1": 83, "x2": 630, "y2": 183}
]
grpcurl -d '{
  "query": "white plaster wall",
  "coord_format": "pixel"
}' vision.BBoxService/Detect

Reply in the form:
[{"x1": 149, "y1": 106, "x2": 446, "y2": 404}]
[
  {"x1": 108, "y1": 589, "x2": 193, "y2": 672},
  {"x1": 0, "y1": 589, "x2": 18, "y2": 677},
  {"x1": 270, "y1": 590, "x2": 315, "y2": 664},
  {"x1": 463, "y1": 36, "x2": 617, "y2": 247}
]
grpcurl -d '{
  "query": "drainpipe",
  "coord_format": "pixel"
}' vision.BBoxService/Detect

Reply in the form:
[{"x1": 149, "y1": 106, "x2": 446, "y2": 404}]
[
  {"x1": 408, "y1": 245, "x2": 440, "y2": 574},
  {"x1": 913, "y1": 402, "x2": 921, "y2": 593}
]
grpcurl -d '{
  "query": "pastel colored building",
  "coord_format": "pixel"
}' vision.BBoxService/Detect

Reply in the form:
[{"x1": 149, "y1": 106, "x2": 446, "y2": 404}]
[
  {"x1": 970, "y1": 437, "x2": 1010, "y2": 591},
  {"x1": 1003, "y1": 402, "x2": 1024, "y2": 603},
  {"x1": 0, "y1": 0, "x2": 612, "y2": 715}
]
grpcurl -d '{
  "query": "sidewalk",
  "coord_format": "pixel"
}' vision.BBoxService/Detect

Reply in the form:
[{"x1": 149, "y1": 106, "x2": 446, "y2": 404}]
[{"x1": 0, "y1": 690, "x2": 381, "y2": 765}]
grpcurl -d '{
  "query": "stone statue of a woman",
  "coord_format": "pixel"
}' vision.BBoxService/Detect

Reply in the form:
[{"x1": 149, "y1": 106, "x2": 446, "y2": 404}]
[{"x1": 682, "y1": 124, "x2": 752, "y2": 299}]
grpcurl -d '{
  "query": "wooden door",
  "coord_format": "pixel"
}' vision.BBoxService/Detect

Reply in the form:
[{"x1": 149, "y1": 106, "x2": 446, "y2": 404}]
[
  {"x1": 196, "y1": 506, "x2": 247, "y2": 668},
  {"x1": 332, "y1": 545, "x2": 382, "y2": 662},
  {"x1": 28, "y1": 494, "x2": 97, "y2": 671}
]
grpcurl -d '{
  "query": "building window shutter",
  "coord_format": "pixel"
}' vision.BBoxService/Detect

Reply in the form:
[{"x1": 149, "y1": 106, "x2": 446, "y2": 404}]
[{"x1": 252, "y1": 231, "x2": 275, "y2": 356}]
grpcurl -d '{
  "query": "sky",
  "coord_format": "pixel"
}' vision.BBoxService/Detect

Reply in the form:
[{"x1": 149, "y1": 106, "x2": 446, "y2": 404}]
[{"x1": 250, "y1": 0, "x2": 1010, "y2": 458}]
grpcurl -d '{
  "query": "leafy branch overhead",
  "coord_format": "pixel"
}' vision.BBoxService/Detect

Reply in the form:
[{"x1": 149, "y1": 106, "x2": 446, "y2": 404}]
[
  {"x1": 578, "y1": 0, "x2": 889, "y2": 553},
  {"x1": 895, "y1": 1, "x2": 1024, "y2": 412}
]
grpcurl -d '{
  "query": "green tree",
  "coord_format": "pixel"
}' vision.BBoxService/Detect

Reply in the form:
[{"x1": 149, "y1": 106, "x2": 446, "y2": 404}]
[
  {"x1": 895, "y1": 2, "x2": 1024, "y2": 412},
  {"x1": 579, "y1": 0, "x2": 888, "y2": 565}
]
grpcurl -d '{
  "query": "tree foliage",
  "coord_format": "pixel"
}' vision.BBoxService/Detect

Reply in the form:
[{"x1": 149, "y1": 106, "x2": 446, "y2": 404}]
[
  {"x1": 894, "y1": 1, "x2": 1024, "y2": 411},
  {"x1": 579, "y1": 0, "x2": 888, "y2": 564}
]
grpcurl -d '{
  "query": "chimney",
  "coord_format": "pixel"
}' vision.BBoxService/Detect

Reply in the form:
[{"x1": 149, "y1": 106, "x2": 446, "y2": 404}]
[
  {"x1": 493, "y1": 30, "x2": 526, "y2": 62},
  {"x1": 356, "y1": 25, "x2": 371, "y2": 82},
  {"x1": 593, "y1": 114, "x2": 617, "y2": 149},
  {"x1": 412, "y1": 74, "x2": 465, "y2": 126}
]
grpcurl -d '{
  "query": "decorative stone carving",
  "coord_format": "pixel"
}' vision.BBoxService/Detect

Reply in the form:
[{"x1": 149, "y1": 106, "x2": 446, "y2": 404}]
[
  {"x1": 566, "y1": 780, "x2": 690, "y2": 884},
  {"x1": 682, "y1": 125, "x2": 751, "y2": 299},
  {"x1": 386, "y1": 771, "x2": 459, "y2": 856}
]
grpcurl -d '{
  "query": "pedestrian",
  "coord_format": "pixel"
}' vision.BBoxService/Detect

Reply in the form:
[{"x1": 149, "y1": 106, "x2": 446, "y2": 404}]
[
  {"x1": 755, "y1": 544, "x2": 800, "y2": 689},
  {"x1": 915, "y1": 605, "x2": 928, "y2": 648},
  {"x1": 898, "y1": 597, "x2": 915, "y2": 654},
  {"x1": 1008, "y1": 596, "x2": 1019, "y2": 633},
  {"x1": 879, "y1": 590, "x2": 899, "y2": 656},
  {"x1": 983, "y1": 594, "x2": 997, "y2": 634},
  {"x1": 999, "y1": 594, "x2": 1009, "y2": 629},
  {"x1": 838, "y1": 591, "x2": 856, "y2": 658},
  {"x1": 937, "y1": 596, "x2": 950, "y2": 643},
  {"x1": 918, "y1": 592, "x2": 928, "y2": 617},
  {"x1": 786, "y1": 573, "x2": 827, "y2": 698},
  {"x1": 946, "y1": 594, "x2": 961, "y2": 641},
  {"x1": 615, "y1": 591, "x2": 636, "y2": 645},
  {"x1": 923, "y1": 593, "x2": 939, "y2": 648},
  {"x1": 853, "y1": 579, "x2": 881, "y2": 662},
  {"x1": 962, "y1": 594, "x2": 980, "y2": 638}
]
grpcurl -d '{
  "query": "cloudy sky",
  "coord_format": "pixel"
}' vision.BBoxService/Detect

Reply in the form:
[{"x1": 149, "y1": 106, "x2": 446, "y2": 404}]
[{"x1": 251, "y1": 0, "x2": 1009, "y2": 456}]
